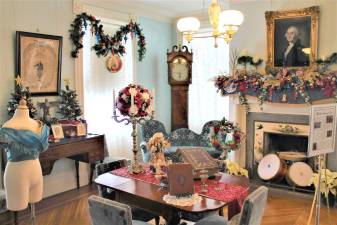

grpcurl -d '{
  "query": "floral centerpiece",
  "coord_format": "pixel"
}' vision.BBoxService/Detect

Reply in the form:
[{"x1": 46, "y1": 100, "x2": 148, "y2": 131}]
[
  {"x1": 115, "y1": 84, "x2": 154, "y2": 118},
  {"x1": 147, "y1": 132, "x2": 171, "y2": 175},
  {"x1": 113, "y1": 84, "x2": 154, "y2": 174},
  {"x1": 208, "y1": 117, "x2": 244, "y2": 160}
]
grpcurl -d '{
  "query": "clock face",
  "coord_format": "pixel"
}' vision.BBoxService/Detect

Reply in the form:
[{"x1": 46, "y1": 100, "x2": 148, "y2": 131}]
[{"x1": 171, "y1": 57, "x2": 189, "y2": 81}]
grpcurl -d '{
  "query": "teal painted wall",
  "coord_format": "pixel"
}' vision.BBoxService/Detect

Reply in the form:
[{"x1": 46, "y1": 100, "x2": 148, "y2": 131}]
[{"x1": 137, "y1": 17, "x2": 175, "y2": 131}]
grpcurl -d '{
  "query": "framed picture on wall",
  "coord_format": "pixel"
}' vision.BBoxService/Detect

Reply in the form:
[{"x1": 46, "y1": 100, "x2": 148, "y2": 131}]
[
  {"x1": 16, "y1": 31, "x2": 63, "y2": 96},
  {"x1": 265, "y1": 6, "x2": 319, "y2": 69}
]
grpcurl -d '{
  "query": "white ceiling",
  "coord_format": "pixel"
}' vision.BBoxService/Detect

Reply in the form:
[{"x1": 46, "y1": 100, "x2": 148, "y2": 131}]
[{"x1": 81, "y1": 0, "x2": 255, "y2": 21}]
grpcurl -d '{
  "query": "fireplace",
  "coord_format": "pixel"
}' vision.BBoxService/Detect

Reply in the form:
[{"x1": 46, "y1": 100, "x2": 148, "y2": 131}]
[{"x1": 246, "y1": 113, "x2": 315, "y2": 192}]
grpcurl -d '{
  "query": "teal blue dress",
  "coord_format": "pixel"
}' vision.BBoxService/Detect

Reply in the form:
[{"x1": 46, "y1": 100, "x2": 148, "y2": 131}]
[{"x1": 0, "y1": 124, "x2": 49, "y2": 162}]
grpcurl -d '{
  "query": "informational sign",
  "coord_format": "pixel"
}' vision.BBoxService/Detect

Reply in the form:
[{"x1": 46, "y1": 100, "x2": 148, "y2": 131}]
[{"x1": 308, "y1": 104, "x2": 337, "y2": 157}]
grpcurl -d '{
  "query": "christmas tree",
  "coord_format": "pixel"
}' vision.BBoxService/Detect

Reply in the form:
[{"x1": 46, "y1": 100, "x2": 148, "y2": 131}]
[
  {"x1": 58, "y1": 79, "x2": 82, "y2": 120},
  {"x1": 7, "y1": 76, "x2": 37, "y2": 118}
]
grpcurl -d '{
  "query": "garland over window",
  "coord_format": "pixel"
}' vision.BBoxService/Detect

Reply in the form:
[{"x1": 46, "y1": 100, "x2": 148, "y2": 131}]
[{"x1": 69, "y1": 12, "x2": 146, "y2": 61}]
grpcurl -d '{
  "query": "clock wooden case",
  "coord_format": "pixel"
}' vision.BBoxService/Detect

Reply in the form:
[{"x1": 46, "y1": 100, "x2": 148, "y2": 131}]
[{"x1": 167, "y1": 45, "x2": 193, "y2": 131}]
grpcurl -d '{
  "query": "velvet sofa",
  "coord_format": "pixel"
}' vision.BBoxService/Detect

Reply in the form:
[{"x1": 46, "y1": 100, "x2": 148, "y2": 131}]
[{"x1": 139, "y1": 120, "x2": 222, "y2": 163}]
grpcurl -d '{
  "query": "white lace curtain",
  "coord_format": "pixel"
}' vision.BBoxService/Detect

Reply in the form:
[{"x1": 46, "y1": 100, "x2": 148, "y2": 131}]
[
  {"x1": 83, "y1": 20, "x2": 134, "y2": 159},
  {"x1": 184, "y1": 36, "x2": 230, "y2": 133}
]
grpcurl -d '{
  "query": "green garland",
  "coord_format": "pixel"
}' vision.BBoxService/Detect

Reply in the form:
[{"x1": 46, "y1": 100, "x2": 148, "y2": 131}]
[{"x1": 70, "y1": 12, "x2": 146, "y2": 61}]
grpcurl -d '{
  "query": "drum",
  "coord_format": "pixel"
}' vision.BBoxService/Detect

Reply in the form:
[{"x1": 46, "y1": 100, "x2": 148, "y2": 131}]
[
  {"x1": 286, "y1": 162, "x2": 313, "y2": 187},
  {"x1": 278, "y1": 151, "x2": 306, "y2": 162},
  {"x1": 257, "y1": 154, "x2": 287, "y2": 182}
]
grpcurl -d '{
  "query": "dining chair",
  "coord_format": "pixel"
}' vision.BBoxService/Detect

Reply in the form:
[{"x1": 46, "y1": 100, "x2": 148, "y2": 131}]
[
  {"x1": 88, "y1": 195, "x2": 151, "y2": 225},
  {"x1": 95, "y1": 160, "x2": 160, "y2": 225},
  {"x1": 194, "y1": 186, "x2": 268, "y2": 225}
]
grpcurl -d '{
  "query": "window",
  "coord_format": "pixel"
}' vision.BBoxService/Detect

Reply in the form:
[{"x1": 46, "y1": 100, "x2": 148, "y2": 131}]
[
  {"x1": 184, "y1": 36, "x2": 230, "y2": 133},
  {"x1": 83, "y1": 19, "x2": 134, "y2": 159}
]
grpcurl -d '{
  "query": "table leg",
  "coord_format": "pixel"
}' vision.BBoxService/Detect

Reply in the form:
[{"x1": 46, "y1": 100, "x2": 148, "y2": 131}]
[
  {"x1": 228, "y1": 200, "x2": 241, "y2": 220},
  {"x1": 75, "y1": 161, "x2": 80, "y2": 189},
  {"x1": 163, "y1": 211, "x2": 181, "y2": 225},
  {"x1": 89, "y1": 163, "x2": 95, "y2": 184}
]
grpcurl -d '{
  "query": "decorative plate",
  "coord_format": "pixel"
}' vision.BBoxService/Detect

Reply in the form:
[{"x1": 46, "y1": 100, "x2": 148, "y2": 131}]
[{"x1": 106, "y1": 55, "x2": 123, "y2": 73}]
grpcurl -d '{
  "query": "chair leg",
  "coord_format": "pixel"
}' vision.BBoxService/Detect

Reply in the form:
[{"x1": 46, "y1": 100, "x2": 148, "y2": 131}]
[
  {"x1": 219, "y1": 206, "x2": 224, "y2": 216},
  {"x1": 13, "y1": 211, "x2": 18, "y2": 225},
  {"x1": 154, "y1": 215, "x2": 160, "y2": 225}
]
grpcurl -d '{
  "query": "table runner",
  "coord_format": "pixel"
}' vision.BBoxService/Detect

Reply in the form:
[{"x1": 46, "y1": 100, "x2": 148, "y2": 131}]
[{"x1": 110, "y1": 166, "x2": 248, "y2": 206}]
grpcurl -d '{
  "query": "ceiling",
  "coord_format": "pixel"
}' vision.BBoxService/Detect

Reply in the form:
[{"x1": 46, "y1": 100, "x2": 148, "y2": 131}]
[{"x1": 82, "y1": 0, "x2": 255, "y2": 21}]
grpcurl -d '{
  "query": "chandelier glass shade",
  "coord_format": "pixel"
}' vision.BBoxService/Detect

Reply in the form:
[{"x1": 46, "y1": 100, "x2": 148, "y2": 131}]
[{"x1": 177, "y1": 0, "x2": 244, "y2": 45}]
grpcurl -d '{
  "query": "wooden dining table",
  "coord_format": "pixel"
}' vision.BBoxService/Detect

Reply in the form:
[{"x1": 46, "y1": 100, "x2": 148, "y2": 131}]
[{"x1": 95, "y1": 171, "x2": 249, "y2": 225}]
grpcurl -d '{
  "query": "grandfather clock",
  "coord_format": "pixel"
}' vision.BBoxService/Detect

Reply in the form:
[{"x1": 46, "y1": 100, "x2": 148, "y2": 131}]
[{"x1": 167, "y1": 45, "x2": 193, "y2": 131}]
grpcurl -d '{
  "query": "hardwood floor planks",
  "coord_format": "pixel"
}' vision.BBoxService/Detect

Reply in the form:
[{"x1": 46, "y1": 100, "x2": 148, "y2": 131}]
[{"x1": 17, "y1": 184, "x2": 337, "y2": 225}]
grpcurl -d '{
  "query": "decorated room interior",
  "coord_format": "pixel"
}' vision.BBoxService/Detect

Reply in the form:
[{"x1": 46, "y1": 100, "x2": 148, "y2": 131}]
[{"x1": 0, "y1": 0, "x2": 337, "y2": 225}]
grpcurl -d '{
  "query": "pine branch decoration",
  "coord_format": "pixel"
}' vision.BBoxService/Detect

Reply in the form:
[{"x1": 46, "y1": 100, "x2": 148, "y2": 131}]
[
  {"x1": 7, "y1": 84, "x2": 37, "y2": 118},
  {"x1": 58, "y1": 84, "x2": 82, "y2": 120}
]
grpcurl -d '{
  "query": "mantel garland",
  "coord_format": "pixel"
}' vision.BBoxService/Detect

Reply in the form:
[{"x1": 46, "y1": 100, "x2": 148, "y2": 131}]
[
  {"x1": 69, "y1": 12, "x2": 146, "y2": 61},
  {"x1": 214, "y1": 52, "x2": 337, "y2": 111}
]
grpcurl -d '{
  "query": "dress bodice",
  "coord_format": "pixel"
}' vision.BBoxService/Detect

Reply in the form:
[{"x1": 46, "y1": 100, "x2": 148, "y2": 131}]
[{"x1": 0, "y1": 124, "x2": 49, "y2": 162}]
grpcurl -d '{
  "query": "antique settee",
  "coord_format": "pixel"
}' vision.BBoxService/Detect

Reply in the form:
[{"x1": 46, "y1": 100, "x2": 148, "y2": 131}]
[{"x1": 139, "y1": 120, "x2": 222, "y2": 162}]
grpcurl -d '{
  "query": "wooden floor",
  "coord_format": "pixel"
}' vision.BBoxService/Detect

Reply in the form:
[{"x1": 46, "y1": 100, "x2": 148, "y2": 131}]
[{"x1": 18, "y1": 184, "x2": 337, "y2": 225}]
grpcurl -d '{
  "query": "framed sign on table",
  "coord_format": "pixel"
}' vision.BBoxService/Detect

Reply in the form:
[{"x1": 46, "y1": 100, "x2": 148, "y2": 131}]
[{"x1": 16, "y1": 31, "x2": 63, "y2": 96}]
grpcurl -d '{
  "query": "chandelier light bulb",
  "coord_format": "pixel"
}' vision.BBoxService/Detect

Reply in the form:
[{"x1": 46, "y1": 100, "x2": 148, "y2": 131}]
[
  {"x1": 220, "y1": 10, "x2": 244, "y2": 26},
  {"x1": 177, "y1": 17, "x2": 200, "y2": 32}
]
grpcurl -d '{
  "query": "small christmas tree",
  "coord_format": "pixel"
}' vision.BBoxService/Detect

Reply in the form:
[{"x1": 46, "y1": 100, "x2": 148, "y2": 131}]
[
  {"x1": 58, "y1": 79, "x2": 82, "y2": 120},
  {"x1": 7, "y1": 76, "x2": 37, "y2": 118}
]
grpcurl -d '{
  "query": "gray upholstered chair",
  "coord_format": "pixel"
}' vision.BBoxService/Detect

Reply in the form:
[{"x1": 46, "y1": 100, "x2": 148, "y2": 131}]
[
  {"x1": 88, "y1": 195, "x2": 151, "y2": 225},
  {"x1": 0, "y1": 189, "x2": 17, "y2": 225},
  {"x1": 195, "y1": 186, "x2": 268, "y2": 225},
  {"x1": 95, "y1": 160, "x2": 160, "y2": 225}
]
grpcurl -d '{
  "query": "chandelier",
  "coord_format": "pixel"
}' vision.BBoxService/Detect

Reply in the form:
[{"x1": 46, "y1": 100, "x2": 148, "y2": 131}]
[{"x1": 177, "y1": 0, "x2": 244, "y2": 46}]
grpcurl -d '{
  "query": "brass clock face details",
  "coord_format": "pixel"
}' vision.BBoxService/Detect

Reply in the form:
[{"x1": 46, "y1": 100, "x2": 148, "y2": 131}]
[{"x1": 172, "y1": 57, "x2": 188, "y2": 81}]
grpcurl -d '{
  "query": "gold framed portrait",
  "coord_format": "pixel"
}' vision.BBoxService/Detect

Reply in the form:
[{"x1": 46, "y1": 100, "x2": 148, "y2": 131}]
[
  {"x1": 265, "y1": 6, "x2": 319, "y2": 69},
  {"x1": 16, "y1": 31, "x2": 63, "y2": 96}
]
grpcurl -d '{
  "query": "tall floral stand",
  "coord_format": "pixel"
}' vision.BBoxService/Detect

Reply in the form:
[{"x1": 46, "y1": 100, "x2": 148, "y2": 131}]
[
  {"x1": 112, "y1": 111, "x2": 149, "y2": 174},
  {"x1": 112, "y1": 85, "x2": 154, "y2": 174}
]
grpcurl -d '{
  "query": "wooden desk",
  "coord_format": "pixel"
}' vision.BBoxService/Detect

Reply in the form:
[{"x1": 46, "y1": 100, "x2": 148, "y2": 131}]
[
  {"x1": 1, "y1": 134, "x2": 106, "y2": 189},
  {"x1": 95, "y1": 172, "x2": 249, "y2": 225}
]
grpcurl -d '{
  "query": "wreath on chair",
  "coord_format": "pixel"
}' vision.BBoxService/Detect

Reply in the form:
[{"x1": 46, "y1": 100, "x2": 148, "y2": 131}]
[{"x1": 69, "y1": 12, "x2": 146, "y2": 61}]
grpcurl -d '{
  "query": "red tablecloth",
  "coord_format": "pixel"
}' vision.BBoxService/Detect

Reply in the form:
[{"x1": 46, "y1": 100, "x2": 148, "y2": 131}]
[{"x1": 111, "y1": 166, "x2": 248, "y2": 207}]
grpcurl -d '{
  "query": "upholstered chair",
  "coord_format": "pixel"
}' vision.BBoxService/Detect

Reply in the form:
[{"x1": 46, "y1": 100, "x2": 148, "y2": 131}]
[
  {"x1": 194, "y1": 186, "x2": 268, "y2": 225},
  {"x1": 139, "y1": 120, "x2": 168, "y2": 162},
  {"x1": 88, "y1": 195, "x2": 151, "y2": 225},
  {"x1": 95, "y1": 160, "x2": 160, "y2": 225},
  {"x1": 0, "y1": 189, "x2": 17, "y2": 225}
]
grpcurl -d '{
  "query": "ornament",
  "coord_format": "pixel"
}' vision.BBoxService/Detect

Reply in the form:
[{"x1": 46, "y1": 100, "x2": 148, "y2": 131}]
[{"x1": 106, "y1": 55, "x2": 123, "y2": 73}]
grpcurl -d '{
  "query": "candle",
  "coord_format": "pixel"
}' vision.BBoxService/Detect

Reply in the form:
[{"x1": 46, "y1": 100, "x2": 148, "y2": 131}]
[
  {"x1": 131, "y1": 95, "x2": 134, "y2": 107},
  {"x1": 322, "y1": 56, "x2": 325, "y2": 62}
]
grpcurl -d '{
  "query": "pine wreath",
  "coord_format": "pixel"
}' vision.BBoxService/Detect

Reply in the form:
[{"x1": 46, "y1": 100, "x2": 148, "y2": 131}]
[{"x1": 70, "y1": 12, "x2": 146, "y2": 61}]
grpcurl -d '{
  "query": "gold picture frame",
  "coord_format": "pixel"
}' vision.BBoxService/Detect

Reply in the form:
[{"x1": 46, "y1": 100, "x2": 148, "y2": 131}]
[
  {"x1": 265, "y1": 6, "x2": 319, "y2": 69},
  {"x1": 51, "y1": 124, "x2": 64, "y2": 139}
]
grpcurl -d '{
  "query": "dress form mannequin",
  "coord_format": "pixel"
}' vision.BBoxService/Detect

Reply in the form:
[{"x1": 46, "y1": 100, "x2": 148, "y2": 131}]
[{"x1": 0, "y1": 99, "x2": 49, "y2": 225}]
